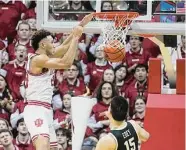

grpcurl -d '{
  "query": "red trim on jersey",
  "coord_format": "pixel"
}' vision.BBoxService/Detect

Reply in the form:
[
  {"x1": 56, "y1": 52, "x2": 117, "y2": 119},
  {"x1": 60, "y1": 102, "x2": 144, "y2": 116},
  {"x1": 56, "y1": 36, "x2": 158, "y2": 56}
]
[
  {"x1": 27, "y1": 100, "x2": 51, "y2": 109},
  {"x1": 32, "y1": 134, "x2": 49, "y2": 142}
]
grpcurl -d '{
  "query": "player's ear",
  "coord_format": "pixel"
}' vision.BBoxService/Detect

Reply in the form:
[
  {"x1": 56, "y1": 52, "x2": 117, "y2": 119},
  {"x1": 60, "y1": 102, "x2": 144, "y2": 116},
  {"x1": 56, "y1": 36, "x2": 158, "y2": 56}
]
[
  {"x1": 40, "y1": 40, "x2": 47, "y2": 49},
  {"x1": 39, "y1": 41, "x2": 44, "y2": 49}
]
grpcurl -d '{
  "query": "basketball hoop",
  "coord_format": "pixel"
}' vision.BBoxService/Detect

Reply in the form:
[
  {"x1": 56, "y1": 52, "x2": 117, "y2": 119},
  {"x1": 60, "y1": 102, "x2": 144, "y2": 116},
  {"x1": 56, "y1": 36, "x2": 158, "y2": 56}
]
[{"x1": 93, "y1": 12, "x2": 139, "y2": 48}]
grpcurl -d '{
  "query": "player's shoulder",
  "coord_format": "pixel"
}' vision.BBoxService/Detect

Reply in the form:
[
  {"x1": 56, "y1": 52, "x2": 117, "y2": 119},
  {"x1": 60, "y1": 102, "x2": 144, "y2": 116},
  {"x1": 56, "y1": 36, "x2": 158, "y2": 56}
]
[
  {"x1": 32, "y1": 54, "x2": 49, "y2": 63},
  {"x1": 96, "y1": 134, "x2": 116, "y2": 150},
  {"x1": 128, "y1": 120, "x2": 141, "y2": 133},
  {"x1": 128, "y1": 120, "x2": 138, "y2": 128}
]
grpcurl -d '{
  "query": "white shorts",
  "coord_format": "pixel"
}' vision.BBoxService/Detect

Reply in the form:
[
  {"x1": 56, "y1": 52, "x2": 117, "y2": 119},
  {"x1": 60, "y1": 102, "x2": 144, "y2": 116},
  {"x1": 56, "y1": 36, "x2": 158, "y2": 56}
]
[{"x1": 23, "y1": 102, "x2": 57, "y2": 148}]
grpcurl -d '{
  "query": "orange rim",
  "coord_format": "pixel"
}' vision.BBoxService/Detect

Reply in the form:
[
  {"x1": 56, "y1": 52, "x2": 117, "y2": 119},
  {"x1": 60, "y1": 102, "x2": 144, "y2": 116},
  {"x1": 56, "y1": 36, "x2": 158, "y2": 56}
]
[
  {"x1": 93, "y1": 12, "x2": 139, "y2": 27},
  {"x1": 93, "y1": 12, "x2": 139, "y2": 20}
]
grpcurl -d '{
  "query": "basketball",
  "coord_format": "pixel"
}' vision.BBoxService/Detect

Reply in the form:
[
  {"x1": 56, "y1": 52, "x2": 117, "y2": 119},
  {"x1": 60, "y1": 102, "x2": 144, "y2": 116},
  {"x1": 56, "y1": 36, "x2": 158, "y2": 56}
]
[{"x1": 104, "y1": 40, "x2": 126, "y2": 62}]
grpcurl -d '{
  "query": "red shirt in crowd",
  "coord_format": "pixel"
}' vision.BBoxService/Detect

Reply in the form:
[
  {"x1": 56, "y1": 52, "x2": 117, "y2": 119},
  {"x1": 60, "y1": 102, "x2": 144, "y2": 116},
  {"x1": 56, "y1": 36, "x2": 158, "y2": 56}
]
[
  {"x1": 0, "y1": 110, "x2": 9, "y2": 121},
  {"x1": 86, "y1": 62, "x2": 111, "y2": 93},
  {"x1": 13, "y1": 136, "x2": 35, "y2": 150},
  {"x1": 124, "y1": 48, "x2": 151, "y2": 68},
  {"x1": 86, "y1": 101, "x2": 110, "y2": 137},
  {"x1": 92, "y1": 101, "x2": 109, "y2": 122},
  {"x1": 78, "y1": 50, "x2": 88, "y2": 64},
  {"x1": 3, "y1": 62, "x2": 26, "y2": 101},
  {"x1": 13, "y1": 100, "x2": 26, "y2": 113},
  {"x1": 7, "y1": 41, "x2": 34, "y2": 61},
  {"x1": 54, "y1": 109, "x2": 70, "y2": 129},
  {"x1": 123, "y1": 48, "x2": 151, "y2": 83},
  {"x1": 23, "y1": 8, "x2": 36, "y2": 20},
  {"x1": 125, "y1": 80, "x2": 148, "y2": 116},
  {"x1": 58, "y1": 78, "x2": 86, "y2": 96},
  {"x1": 117, "y1": 81, "x2": 130, "y2": 97},
  {"x1": 142, "y1": 38, "x2": 161, "y2": 58},
  {"x1": 0, "y1": 1, "x2": 27, "y2": 40},
  {"x1": 132, "y1": 114, "x2": 144, "y2": 123}
]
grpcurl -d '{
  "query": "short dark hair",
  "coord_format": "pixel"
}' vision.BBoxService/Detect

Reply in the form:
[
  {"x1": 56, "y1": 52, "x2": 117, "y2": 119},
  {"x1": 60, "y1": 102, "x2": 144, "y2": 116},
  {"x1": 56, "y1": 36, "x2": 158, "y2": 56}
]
[
  {"x1": 96, "y1": 81, "x2": 118, "y2": 102},
  {"x1": 110, "y1": 96, "x2": 128, "y2": 121},
  {"x1": 0, "y1": 129, "x2": 13, "y2": 137},
  {"x1": 31, "y1": 29, "x2": 52, "y2": 50},
  {"x1": 16, "y1": 118, "x2": 24, "y2": 128},
  {"x1": 134, "y1": 64, "x2": 148, "y2": 73},
  {"x1": 55, "y1": 128, "x2": 71, "y2": 139},
  {"x1": 114, "y1": 64, "x2": 128, "y2": 80}
]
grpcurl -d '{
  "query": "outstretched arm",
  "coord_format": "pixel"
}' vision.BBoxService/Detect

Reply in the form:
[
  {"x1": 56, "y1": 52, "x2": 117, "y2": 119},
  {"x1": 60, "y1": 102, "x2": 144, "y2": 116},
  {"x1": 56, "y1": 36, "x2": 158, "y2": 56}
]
[
  {"x1": 53, "y1": 13, "x2": 93, "y2": 58},
  {"x1": 53, "y1": 34, "x2": 73, "y2": 58},
  {"x1": 129, "y1": 120, "x2": 150, "y2": 142},
  {"x1": 34, "y1": 32, "x2": 81, "y2": 69}
]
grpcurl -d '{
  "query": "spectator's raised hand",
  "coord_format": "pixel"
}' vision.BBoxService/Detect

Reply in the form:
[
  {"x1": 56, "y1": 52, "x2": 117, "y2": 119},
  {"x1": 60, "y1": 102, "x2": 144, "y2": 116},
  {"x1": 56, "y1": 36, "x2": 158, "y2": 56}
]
[{"x1": 56, "y1": 70, "x2": 63, "y2": 83}]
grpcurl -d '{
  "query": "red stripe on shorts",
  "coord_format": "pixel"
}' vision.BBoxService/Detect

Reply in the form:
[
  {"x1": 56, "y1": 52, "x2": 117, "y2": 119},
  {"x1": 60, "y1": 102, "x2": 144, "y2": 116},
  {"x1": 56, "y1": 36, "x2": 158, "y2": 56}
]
[{"x1": 27, "y1": 100, "x2": 51, "y2": 109}]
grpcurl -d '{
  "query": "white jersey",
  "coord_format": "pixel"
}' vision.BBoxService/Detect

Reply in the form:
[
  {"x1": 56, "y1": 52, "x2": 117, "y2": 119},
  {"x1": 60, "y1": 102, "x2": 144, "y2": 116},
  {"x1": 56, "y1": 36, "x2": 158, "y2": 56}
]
[{"x1": 25, "y1": 54, "x2": 54, "y2": 104}]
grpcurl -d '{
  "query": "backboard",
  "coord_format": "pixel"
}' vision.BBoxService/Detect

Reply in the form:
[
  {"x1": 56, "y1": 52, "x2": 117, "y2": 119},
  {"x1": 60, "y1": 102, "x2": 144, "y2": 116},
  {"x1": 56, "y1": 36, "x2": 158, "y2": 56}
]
[{"x1": 36, "y1": 0, "x2": 185, "y2": 35}]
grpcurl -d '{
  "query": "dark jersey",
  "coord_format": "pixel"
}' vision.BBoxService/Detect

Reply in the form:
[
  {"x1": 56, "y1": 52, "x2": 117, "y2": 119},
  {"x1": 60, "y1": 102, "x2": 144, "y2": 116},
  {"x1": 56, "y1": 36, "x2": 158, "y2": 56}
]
[{"x1": 110, "y1": 122, "x2": 139, "y2": 150}]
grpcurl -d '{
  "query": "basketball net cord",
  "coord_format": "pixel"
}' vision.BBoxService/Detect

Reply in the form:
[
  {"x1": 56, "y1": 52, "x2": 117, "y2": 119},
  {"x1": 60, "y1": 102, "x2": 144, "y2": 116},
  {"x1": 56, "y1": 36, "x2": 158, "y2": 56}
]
[{"x1": 94, "y1": 13, "x2": 138, "y2": 49}]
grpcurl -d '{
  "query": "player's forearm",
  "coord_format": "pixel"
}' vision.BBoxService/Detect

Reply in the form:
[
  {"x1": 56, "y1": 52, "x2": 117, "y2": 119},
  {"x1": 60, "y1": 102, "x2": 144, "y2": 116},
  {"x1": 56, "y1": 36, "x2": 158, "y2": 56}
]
[
  {"x1": 53, "y1": 34, "x2": 73, "y2": 58},
  {"x1": 139, "y1": 130, "x2": 150, "y2": 142},
  {"x1": 62, "y1": 33, "x2": 73, "y2": 46},
  {"x1": 60, "y1": 37, "x2": 79, "y2": 66}
]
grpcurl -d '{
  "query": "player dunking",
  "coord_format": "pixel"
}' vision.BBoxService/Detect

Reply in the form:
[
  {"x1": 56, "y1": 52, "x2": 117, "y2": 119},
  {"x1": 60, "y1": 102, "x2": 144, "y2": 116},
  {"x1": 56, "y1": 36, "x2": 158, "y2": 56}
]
[
  {"x1": 23, "y1": 14, "x2": 93, "y2": 150},
  {"x1": 95, "y1": 96, "x2": 150, "y2": 150}
]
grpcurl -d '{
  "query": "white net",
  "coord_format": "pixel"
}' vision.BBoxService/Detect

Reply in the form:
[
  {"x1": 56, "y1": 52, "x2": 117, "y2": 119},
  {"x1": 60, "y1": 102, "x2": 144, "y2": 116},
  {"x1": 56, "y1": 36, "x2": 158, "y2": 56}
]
[{"x1": 93, "y1": 12, "x2": 139, "y2": 49}]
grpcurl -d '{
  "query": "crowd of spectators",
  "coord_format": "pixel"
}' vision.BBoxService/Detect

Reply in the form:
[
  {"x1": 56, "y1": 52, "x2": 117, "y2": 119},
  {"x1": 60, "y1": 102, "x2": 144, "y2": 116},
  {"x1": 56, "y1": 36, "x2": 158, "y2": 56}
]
[{"x1": 0, "y1": 0, "x2": 185, "y2": 150}]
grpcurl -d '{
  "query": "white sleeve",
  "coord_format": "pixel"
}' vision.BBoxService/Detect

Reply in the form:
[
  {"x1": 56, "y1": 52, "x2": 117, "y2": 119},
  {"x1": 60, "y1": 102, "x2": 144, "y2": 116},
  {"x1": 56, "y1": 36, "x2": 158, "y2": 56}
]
[
  {"x1": 84, "y1": 75, "x2": 90, "y2": 84},
  {"x1": 52, "y1": 119, "x2": 61, "y2": 130},
  {"x1": 78, "y1": 43, "x2": 86, "y2": 53},
  {"x1": 10, "y1": 109, "x2": 23, "y2": 129},
  {"x1": 87, "y1": 114, "x2": 103, "y2": 130},
  {"x1": 80, "y1": 61, "x2": 87, "y2": 76},
  {"x1": 52, "y1": 94, "x2": 63, "y2": 111}
]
